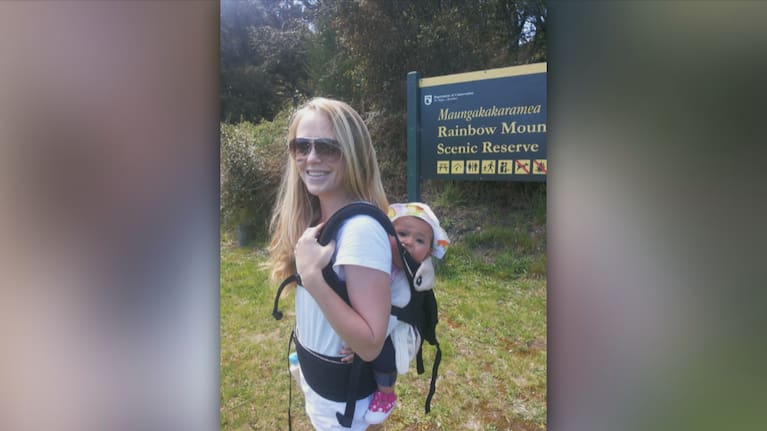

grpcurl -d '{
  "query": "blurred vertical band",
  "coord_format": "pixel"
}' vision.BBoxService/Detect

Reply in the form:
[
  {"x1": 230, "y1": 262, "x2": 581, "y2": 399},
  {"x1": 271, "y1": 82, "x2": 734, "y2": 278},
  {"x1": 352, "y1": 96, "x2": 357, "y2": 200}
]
[
  {"x1": 0, "y1": 2, "x2": 219, "y2": 431},
  {"x1": 548, "y1": 2, "x2": 767, "y2": 431}
]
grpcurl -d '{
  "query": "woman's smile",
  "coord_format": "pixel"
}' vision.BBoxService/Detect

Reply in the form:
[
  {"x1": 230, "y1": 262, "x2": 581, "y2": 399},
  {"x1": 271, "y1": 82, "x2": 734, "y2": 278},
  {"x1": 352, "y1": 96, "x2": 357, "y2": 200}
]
[{"x1": 305, "y1": 169, "x2": 330, "y2": 177}]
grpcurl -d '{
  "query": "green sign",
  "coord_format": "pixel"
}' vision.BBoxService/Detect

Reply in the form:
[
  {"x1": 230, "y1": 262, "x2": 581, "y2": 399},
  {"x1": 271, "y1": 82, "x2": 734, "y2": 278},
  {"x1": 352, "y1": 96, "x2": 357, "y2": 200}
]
[{"x1": 407, "y1": 64, "x2": 547, "y2": 200}]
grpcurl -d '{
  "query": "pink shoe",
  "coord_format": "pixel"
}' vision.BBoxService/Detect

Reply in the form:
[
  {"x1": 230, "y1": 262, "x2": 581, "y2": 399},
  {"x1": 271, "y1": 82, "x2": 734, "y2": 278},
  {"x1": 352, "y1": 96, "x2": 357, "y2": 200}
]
[{"x1": 364, "y1": 390, "x2": 397, "y2": 424}]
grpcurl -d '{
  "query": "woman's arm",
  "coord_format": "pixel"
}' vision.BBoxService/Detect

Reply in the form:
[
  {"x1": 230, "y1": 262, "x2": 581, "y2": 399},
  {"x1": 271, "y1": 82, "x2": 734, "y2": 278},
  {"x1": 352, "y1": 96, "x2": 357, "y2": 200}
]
[
  {"x1": 301, "y1": 265, "x2": 389, "y2": 361},
  {"x1": 294, "y1": 224, "x2": 391, "y2": 361}
]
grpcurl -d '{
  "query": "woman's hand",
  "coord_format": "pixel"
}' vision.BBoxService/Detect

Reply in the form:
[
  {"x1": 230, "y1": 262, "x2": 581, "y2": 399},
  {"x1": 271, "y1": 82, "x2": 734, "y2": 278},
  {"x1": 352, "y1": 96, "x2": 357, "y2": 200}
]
[
  {"x1": 339, "y1": 345, "x2": 355, "y2": 363},
  {"x1": 294, "y1": 223, "x2": 335, "y2": 289}
]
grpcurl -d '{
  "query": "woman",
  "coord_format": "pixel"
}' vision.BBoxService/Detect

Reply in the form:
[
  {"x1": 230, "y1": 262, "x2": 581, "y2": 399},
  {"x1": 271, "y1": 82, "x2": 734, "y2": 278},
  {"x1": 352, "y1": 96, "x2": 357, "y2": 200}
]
[{"x1": 268, "y1": 97, "x2": 392, "y2": 430}]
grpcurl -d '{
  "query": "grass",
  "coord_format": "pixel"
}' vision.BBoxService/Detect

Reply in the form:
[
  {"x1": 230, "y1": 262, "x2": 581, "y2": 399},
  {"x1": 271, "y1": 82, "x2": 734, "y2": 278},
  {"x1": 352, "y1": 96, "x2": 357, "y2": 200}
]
[{"x1": 220, "y1": 201, "x2": 547, "y2": 431}]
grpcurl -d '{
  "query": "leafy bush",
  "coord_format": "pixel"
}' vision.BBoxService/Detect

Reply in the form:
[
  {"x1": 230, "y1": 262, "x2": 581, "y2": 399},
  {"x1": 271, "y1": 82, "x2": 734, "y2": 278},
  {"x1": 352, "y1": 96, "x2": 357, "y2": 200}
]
[
  {"x1": 220, "y1": 115, "x2": 288, "y2": 239},
  {"x1": 365, "y1": 110, "x2": 408, "y2": 200}
]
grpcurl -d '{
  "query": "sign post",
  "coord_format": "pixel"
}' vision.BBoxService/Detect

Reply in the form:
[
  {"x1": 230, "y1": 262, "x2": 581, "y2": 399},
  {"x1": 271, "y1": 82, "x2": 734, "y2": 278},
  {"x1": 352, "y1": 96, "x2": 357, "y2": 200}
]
[
  {"x1": 406, "y1": 71, "x2": 421, "y2": 202},
  {"x1": 406, "y1": 63, "x2": 547, "y2": 201}
]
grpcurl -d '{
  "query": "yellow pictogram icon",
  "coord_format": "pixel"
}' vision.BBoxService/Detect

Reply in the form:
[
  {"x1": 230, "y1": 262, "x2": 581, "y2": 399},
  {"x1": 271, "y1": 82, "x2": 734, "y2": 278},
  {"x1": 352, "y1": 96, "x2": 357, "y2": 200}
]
[
  {"x1": 498, "y1": 160, "x2": 514, "y2": 174},
  {"x1": 451, "y1": 160, "x2": 465, "y2": 174},
  {"x1": 466, "y1": 160, "x2": 480, "y2": 174},
  {"x1": 437, "y1": 160, "x2": 450, "y2": 175},
  {"x1": 514, "y1": 159, "x2": 531, "y2": 175},
  {"x1": 481, "y1": 160, "x2": 496, "y2": 174},
  {"x1": 533, "y1": 159, "x2": 547, "y2": 175}
]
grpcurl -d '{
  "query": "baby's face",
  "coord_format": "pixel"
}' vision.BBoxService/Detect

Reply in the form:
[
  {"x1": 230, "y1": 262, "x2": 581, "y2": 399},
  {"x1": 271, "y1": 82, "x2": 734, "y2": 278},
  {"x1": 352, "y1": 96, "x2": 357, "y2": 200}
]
[{"x1": 393, "y1": 216, "x2": 433, "y2": 264}]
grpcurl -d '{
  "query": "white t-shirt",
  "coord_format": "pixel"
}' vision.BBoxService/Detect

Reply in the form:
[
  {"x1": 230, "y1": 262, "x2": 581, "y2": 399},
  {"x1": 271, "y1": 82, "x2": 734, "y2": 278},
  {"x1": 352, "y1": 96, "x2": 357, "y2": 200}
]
[{"x1": 295, "y1": 214, "x2": 392, "y2": 357}]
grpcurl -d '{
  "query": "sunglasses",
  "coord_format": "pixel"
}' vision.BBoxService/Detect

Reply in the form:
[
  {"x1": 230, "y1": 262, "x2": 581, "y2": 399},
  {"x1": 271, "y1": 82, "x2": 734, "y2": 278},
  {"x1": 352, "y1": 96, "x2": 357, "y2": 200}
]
[{"x1": 289, "y1": 137, "x2": 342, "y2": 161}]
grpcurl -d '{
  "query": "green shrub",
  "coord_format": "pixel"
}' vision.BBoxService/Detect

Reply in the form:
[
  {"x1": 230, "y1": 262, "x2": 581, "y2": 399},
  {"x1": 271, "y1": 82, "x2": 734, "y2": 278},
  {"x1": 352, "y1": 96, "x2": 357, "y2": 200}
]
[
  {"x1": 432, "y1": 181, "x2": 472, "y2": 207},
  {"x1": 364, "y1": 110, "x2": 408, "y2": 200},
  {"x1": 220, "y1": 114, "x2": 288, "y2": 240}
]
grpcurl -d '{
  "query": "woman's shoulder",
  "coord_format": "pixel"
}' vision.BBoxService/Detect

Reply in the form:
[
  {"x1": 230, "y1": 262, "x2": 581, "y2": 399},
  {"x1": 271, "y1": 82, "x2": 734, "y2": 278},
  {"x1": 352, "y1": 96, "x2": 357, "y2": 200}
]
[
  {"x1": 332, "y1": 209, "x2": 386, "y2": 237},
  {"x1": 333, "y1": 213, "x2": 391, "y2": 267}
]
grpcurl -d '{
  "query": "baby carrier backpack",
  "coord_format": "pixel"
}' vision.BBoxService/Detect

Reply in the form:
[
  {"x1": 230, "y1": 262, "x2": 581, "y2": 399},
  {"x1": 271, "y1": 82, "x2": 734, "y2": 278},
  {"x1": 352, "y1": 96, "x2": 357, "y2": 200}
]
[{"x1": 271, "y1": 201, "x2": 442, "y2": 428}]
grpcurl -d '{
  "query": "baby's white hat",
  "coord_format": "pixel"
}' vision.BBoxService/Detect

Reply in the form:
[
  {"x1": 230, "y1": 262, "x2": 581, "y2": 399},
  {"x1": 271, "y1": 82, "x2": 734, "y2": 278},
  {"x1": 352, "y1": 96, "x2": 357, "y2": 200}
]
[{"x1": 387, "y1": 202, "x2": 450, "y2": 259}]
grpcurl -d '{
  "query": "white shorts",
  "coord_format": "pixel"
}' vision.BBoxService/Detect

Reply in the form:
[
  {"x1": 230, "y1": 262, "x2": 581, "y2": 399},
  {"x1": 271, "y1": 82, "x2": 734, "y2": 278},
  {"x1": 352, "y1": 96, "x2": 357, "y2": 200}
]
[{"x1": 299, "y1": 369, "x2": 373, "y2": 430}]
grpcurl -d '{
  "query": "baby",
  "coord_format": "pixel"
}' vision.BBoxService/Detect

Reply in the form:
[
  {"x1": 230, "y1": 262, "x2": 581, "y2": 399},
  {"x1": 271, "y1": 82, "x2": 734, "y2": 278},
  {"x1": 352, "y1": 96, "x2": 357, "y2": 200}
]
[{"x1": 356, "y1": 202, "x2": 450, "y2": 425}]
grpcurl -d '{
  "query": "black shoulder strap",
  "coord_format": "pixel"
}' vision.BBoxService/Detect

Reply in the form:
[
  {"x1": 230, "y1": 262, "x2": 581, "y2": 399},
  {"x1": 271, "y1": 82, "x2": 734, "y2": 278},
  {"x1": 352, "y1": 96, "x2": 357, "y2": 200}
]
[
  {"x1": 318, "y1": 201, "x2": 396, "y2": 245},
  {"x1": 272, "y1": 274, "x2": 298, "y2": 320}
]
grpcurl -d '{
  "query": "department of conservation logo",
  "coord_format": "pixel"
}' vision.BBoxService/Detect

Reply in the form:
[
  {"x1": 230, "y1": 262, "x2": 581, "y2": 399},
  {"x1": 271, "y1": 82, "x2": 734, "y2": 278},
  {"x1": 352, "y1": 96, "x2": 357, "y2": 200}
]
[{"x1": 424, "y1": 94, "x2": 432, "y2": 105}]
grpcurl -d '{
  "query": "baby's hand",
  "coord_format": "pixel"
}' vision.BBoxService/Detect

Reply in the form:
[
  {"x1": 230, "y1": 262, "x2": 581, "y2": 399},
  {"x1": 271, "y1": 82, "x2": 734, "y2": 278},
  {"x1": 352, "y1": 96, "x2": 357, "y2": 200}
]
[{"x1": 339, "y1": 345, "x2": 355, "y2": 363}]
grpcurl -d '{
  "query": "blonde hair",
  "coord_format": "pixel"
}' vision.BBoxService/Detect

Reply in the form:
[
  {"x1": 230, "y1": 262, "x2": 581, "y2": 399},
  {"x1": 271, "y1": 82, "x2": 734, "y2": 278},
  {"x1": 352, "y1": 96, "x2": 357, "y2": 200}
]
[{"x1": 267, "y1": 97, "x2": 389, "y2": 281}]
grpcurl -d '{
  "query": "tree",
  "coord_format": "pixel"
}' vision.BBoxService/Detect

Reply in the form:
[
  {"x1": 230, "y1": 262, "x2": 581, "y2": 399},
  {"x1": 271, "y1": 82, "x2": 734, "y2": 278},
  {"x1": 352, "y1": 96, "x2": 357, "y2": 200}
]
[
  {"x1": 220, "y1": 0, "x2": 546, "y2": 122},
  {"x1": 310, "y1": 0, "x2": 546, "y2": 113},
  {"x1": 220, "y1": 0, "x2": 313, "y2": 122}
]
